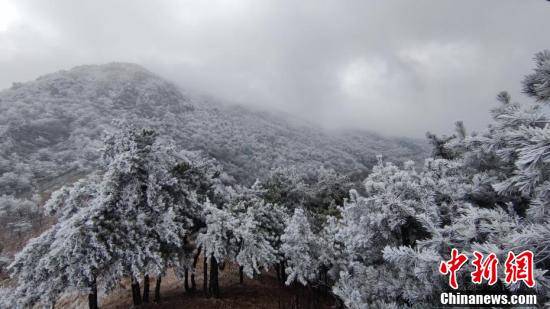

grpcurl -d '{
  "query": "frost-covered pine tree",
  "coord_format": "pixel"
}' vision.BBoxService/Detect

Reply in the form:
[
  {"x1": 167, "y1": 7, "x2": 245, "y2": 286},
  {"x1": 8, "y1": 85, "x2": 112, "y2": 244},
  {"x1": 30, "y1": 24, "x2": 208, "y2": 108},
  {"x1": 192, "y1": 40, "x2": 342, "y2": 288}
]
[
  {"x1": 234, "y1": 195, "x2": 287, "y2": 280},
  {"x1": 259, "y1": 167, "x2": 308, "y2": 210},
  {"x1": 87, "y1": 126, "x2": 224, "y2": 304},
  {"x1": 196, "y1": 200, "x2": 238, "y2": 297},
  {"x1": 440, "y1": 53, "x2": 550, "y2": 301},
  {"x1": 8, "y1": 180, "x2": 106, "y2": 308},
  {"x1": 195, "y1": 183, "x2": 287, "y2": 296},
  {"x1": 170, "y1": 156, "x2": 231, "y2": 295},
  {"x1": 327, "y1": 159, "x2": 453, "y2": 308},
  {"x1": 8, "y1": 126, "x2": 221, "y2": 308},
  {"x1": 523, "y1": 50, "x2": 550, "y2": 102},
  {"x1": 281, "y1": 208, "x2": 322, "y2": 286},
  {"x1": 303, "y1": 167, "x2": 353, "y2": 230},
  {"x1": 325, "y1": 51, "x2": 550, "y2": 308}
]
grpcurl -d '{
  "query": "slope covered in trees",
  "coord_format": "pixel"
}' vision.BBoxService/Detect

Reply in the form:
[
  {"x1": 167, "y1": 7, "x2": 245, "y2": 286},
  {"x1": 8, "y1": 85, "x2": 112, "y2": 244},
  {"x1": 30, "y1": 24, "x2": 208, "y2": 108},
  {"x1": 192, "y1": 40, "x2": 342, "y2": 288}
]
[
  {"x1": 2, "y1": 51, "x2": 549, "y2": 309},
  {"x1": 289, "y1": 50, "x2": 550, "y2": 308},
  {"x1": 0, "y1": 62, "x2": 426, "y2": 198},
  {"x1": 0, "y1": 63, "x2": 426, "y2": 258}
]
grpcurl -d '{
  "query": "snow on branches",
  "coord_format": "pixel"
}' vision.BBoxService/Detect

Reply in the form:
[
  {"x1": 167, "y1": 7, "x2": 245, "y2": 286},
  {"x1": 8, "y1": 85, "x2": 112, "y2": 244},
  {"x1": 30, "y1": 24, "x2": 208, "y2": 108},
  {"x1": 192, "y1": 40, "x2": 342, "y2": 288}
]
[{"x1": 7, "y1": 50, "x2": 550, "y2": 309}]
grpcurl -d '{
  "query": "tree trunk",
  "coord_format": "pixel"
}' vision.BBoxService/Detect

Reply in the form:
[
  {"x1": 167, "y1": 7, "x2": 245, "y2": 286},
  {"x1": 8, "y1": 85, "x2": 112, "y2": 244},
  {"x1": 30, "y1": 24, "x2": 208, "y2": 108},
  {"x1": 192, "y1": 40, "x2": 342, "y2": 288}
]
[
  {"x1": 154, "y1": 276, "x2": 162, "y2": 303},
  {"x1": 184, "y1": 268, "x2": 190, "y2": 292},
  {"x1": 143, "y1": 274, "x2": 150, "y2": 303},
  {"x1": 280, "y1": 261, "x2": 286, "y2": 284},
  {"x1": 209, "y1": 255, "x2": 220, "y2": 298},
  {"x1": 275, "y1": 263, "x2": 281, "y2": 284},
  {"x1": 203, "y1": 255, "x2": 208, "y2": 293},
  {"x1": 131, "y1": 276, "x2": 142, "y2": 306},
  {"x1": 322, "y1": 266, "x2": 329, "y2": 296},
  {"x1": 239, "y1": 265, "x2": 244, "y2": 284},
  {"x1": 191, "y1": 247, "x2": 201, "y2": 291},
  {"x1": 88, "y1": 276, "x2": 98, "y2": 309},
  {"x1": 191, "y1": 272, "x2": 196, "y2": 291}
]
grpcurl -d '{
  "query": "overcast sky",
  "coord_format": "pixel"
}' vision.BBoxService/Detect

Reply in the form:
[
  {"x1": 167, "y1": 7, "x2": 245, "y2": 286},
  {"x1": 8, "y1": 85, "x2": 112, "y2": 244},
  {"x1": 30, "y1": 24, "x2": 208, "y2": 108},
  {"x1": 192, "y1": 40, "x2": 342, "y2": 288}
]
[{"x1": 1, "y1": 0, "x2": 549, "y2": 137}]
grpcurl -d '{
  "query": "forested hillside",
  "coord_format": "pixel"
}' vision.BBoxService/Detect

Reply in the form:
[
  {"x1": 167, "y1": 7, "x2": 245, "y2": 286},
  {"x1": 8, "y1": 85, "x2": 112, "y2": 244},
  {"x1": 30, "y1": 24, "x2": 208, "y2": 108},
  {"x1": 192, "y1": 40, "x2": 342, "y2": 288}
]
[
  {"x1": 0, "y1": 63, "x2": 426, "y2": 254},
  {"x1": 0, "y1": 62, "x2": 426, "y2": 302},
  {"x1": 0, "y1": 63, "x2": 426, "y2": 198},
  {"x1": 2, "y1": 50, "x2": 549, "y2": 309}
]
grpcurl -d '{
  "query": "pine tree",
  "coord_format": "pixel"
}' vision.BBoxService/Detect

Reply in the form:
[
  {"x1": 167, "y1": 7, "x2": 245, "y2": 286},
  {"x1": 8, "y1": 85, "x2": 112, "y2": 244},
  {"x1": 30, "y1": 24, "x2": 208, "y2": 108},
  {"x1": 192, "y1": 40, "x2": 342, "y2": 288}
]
[
  {"x1": 8, "y1": 126, "x2": 222, "y2": 307},
  {"x1": 325, "y1": 51, "x2": 550, "y2": 307},
  {"x1": 281, "y1": 208, "x2": 321, "y2": 286},
  {"x1": 523, "y1": 50, "x2": 550, "y2": 103},
  {"x1": 235, "y1": 198, "x2": 287, "y2": 279}
]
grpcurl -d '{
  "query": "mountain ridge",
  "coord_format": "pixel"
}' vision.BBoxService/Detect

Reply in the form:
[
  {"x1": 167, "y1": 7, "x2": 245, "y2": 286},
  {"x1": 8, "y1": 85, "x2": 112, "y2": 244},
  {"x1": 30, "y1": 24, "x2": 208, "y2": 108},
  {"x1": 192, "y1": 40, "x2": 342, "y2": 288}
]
[{"x1": 0, "y1": 62, "x2": 428, "y2": 197}]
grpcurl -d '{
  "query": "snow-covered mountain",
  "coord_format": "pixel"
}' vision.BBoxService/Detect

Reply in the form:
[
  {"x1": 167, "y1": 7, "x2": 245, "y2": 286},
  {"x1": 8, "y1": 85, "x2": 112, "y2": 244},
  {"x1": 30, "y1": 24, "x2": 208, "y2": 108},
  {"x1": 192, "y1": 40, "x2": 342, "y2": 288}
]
[{"x1": 0, "y1": 63, "x2": 428, "y2": 196}]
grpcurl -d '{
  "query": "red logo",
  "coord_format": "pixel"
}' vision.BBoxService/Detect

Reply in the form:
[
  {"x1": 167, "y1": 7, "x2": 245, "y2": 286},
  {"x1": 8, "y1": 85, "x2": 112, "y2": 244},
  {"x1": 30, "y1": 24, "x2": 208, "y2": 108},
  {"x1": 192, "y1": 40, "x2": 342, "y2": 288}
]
[
  {"x1": 471, "y1": 251, "x2": 498, "y2": 285},
  {"x1": 439, "y1": 248, "x2": 468, "y2": 289},
  {"x1": 504, "y1": 250, "x2": 535, "y2": 288},
  {"x1": 439, "y1": 250, "x2": 535, "y2": 289}
]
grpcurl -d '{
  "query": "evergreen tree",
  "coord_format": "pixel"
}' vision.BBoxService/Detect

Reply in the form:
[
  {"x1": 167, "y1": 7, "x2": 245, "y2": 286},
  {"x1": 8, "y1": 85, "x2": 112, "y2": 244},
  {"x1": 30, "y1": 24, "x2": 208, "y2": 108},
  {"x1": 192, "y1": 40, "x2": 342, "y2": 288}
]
[
  {"x1": 8, "y1": 126, "x2": 221, "y2": 307},
  {"x1": 281, "y1": 208, "x2": 321, "y2": 286}
]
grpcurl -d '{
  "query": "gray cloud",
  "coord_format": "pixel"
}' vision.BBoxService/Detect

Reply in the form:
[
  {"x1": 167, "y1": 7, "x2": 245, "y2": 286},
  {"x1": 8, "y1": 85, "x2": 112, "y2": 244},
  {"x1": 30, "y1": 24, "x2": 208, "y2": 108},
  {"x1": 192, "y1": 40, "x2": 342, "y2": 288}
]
[{"x1": 1, "y1": 0, "x2": 549, "y2": 136}]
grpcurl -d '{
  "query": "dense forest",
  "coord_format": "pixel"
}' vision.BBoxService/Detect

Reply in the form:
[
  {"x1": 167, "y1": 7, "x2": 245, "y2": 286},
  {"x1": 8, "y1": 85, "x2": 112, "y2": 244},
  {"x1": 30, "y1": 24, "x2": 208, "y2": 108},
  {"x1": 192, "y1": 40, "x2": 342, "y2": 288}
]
[
  {"x1": 1, "y1": 50, "x2": 549, "y2": 308},
  {"x1": 0, "y1": 62, "x2": 426, "y2": 266}
]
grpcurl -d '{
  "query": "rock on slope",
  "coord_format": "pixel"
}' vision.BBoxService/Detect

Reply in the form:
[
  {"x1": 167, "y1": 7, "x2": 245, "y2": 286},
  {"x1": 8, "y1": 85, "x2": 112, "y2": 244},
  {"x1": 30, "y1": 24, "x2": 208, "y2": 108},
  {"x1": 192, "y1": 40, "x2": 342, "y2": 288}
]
[{"x1": 0, "y1": 63, "x2": 428, "y2": 196}]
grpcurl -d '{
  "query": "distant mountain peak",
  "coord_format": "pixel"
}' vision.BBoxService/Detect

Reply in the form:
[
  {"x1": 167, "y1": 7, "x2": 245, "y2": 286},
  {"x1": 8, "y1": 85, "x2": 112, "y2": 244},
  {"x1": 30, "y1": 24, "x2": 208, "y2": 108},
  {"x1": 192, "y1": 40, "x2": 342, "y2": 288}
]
[
  {"x1": 8, "y1": 62, "x2": 153, "y2": 90},
  {"x1": 53, "y1": 62, "x2": 159, "y2": 84},
  {"x1": 0, "y1": 64, "x2": 428, "y2": 197},
  {"x1": 3, "y1": 62, "x2": 193, "y2": 113}
]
